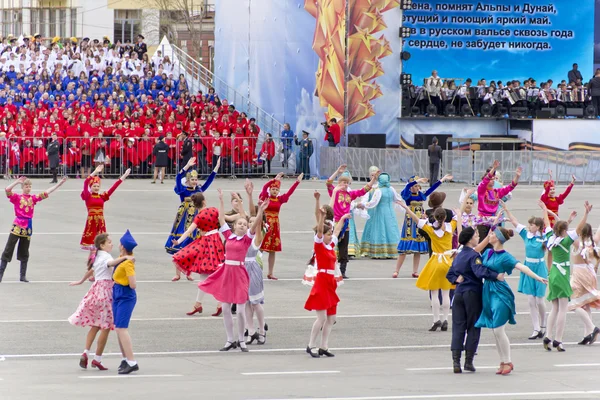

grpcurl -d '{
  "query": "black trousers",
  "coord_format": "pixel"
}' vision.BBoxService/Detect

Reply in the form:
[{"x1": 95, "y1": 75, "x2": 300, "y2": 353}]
[
  {"x1": 593, "y1": 96, "x2": 600, "y2": 116},
  {"x1": 451, "y1": 290, "x2": 483, "y2": 352},
  {"x1": 429, "y1": 162, "x2": 440, "y2": 185},
  {"x1": 337, "y1": 231, "x2": 350, "y2": 272},
  {"x1": 1, "y1": 233, "x2": 31, "y2": 263},
  {"x1": 300, "y1": 156, "x2": 310, "y2": 178}
]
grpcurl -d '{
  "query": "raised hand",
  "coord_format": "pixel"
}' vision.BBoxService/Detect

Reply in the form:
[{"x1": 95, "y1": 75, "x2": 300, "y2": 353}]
[
  {"x1": 314, "y1": 190, "x2": 321, "y2": 200},
  {"x1": 515, "y1": 166, "x2": 523, "y2": 177},
  {"x1": 417, "y1": 177, "x2": 429, "y2": 184},
  {"x1": 186, "y1": 157, "x2": 197, "y2": 169},
  {"x1": 120, "y1": 168, "x2": 131, "y2": 180},
  {"x1": 337, "y1": 164, "x2": 347, "y2": 174},
  {"x1": 244, "y1": 179, "x2": 254, "y2": 195},
  {"x1": 548, "y1": 169, "x2": 553, "y2": 180},
  {"x1": 492, "y1": 159, "x2": 500, "y2": 169},
  {"x1": 275, "y1": 172, "x2": 284, "y2": 181},
  {"x1": 571, "y1": 174, "x2": 576, "y2": 184},
  {"x1": 297, "y1": 173, "x2": 304, "y2": 182},
  {"x1": 17, "y1": 176, "x2": 27, "y2": 183},
  {"x1": 217, "y1": 188, "x2": 223, "y2": 200},
  {"x1": 340, "y1": 213, "x2": 352, "y2": 221},
  {"x1": 95, "y1": 165, "x2": 105, "y2": 173},
  {"x1": 441, "y1": 174, "x2": 453, "y2": 182},
  {"x1": 59, "y1": 176, "x2": 68, "y2": 184},
  {"x1": 584, "y1": 201, "x2": 593, "y2": 214},
  {"x1": 259, "y1": 200, "x2": 269, "y2": 212}
]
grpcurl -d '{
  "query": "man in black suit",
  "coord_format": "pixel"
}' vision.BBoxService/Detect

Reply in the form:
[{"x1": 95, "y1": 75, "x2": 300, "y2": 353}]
[
  {"x1": 428, "y1": 137, "x2": 442, "y2": 185},
  {"x1": 589, "y1": 70, "x2": 600, "y2": 116}
]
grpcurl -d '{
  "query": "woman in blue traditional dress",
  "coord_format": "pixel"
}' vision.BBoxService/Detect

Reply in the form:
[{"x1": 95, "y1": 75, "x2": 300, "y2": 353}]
[
  {"x1": 360, "y1": 172, "x2": 401, "y2": 259},
  {"x1": 502, "y1": 202, "x2": 550, "y2": 340},
  {"x1": 165, "y1": 156, "x2": 219, "y2": 281},
  {"x1": 393, "y1": 174, "x2": 451, "y2": 278},
  {"x1": 474, "y1": 226, "x2": 547, "y2": 375}
]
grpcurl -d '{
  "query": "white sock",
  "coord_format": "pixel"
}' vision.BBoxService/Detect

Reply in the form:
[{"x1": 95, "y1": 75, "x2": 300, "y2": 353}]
[
  {"x1": 93, "y1": 355, "x2": 102, "y2": 362},
  {"x1": 83, "y1": 349, "x2": 89, "y2": 355},
  {"x1": 126, "y1": 359, "x2": 137, "y2": 367},
  {"x1": 122, "y1": 357, "x2": 127, "y2": 362}
]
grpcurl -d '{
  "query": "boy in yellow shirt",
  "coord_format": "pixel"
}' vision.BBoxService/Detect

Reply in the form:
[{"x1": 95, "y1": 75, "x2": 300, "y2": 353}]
[{"x1": 112, "y1": 230, "x2": 138, "y2": 374}]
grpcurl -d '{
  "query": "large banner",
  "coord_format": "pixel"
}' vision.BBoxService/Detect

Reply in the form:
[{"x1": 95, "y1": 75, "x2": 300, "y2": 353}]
[{"x1": 403, "y1": 0, "x2": 595, "y2": 83}]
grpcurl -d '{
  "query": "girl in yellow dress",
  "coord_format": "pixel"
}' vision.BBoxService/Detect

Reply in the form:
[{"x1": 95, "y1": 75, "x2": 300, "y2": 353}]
[{"x1": 398, "y1": 202, "x2": 459, "y2": 331}]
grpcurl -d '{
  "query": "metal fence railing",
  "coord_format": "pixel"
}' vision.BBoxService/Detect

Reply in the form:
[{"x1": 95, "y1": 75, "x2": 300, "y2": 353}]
[
  {"x1": 319, "y1": 147, "x2": 600, "y2": 185},
  {"x1": 161, "y1": 44, "x2": 284, "y2": 139},
  {"x1": 0, "y1": 136, "x2": 318, "y2": 180}
]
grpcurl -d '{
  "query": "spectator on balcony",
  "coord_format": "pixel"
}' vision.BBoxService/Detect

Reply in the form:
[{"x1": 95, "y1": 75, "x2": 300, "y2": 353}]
[
  {"x1": 260, "y1": 133, "x2": 276, "y2": 176},
  {"x1": 281, "y1": 123, "x2": 294, "y2": 168}
]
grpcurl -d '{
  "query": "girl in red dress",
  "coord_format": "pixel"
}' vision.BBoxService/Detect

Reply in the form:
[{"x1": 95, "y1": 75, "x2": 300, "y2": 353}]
[
  {"x1": 80, "y1": 165, "x2": 130, "y2": 251},
  {"x1": 259, "y1": 172, "x2": 303, "y2": 279},
  {"x1": 305, "y1": 191, "x2": 350, "y2": 358},
  {"x1": 172, "y1": 192, "x2": 225, "y2": 316}
]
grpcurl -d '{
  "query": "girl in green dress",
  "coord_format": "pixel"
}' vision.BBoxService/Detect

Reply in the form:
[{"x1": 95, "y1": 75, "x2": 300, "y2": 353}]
[{"x1": 539, "y1": 200, "x2": 592, "y2": 352}]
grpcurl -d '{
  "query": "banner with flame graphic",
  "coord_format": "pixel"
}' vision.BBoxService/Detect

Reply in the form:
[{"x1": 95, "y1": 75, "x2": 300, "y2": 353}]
[{"x1": 305, "y1": 0, "x2": 399, "y2": 130}]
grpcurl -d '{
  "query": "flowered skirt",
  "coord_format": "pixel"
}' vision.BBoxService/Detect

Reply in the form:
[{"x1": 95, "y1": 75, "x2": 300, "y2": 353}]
[
  {"x1": 261, "y1": 212, "x2": 282, "y2": 252},
  {"x1": 68, "y1": 279, "x2": 114, "y2": 330}
]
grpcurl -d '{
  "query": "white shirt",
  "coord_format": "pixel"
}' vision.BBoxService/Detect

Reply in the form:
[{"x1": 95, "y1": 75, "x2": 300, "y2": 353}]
[{"x1": 92, "y1": 250, "x2": 114, "y2": 281}]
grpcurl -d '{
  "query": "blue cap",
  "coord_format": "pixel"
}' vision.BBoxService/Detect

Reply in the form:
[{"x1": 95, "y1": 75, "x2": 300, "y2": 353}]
[{"x1": 120, "y1": 230, "x2": 137, "y2": 252}]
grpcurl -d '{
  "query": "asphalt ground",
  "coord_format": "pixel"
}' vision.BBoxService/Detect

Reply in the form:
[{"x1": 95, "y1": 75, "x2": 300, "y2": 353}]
[{"x1": 0, "y1": 177, "x2": 599, "y2": 400}]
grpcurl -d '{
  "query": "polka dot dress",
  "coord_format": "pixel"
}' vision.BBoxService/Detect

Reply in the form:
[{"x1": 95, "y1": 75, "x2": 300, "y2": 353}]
[{"x1": 173, "y1": 207, "x2": 224, "y2": 275}]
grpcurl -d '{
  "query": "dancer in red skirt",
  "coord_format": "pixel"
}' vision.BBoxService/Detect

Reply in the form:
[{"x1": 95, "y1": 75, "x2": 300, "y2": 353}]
[
  {"x1": 80, "y1": 165, "x2": 131, "y2": 251},
  {"x1": 199, "y1": 189, "x2": 267, "y2": 352},
  {"x1": 305, "y1": 191, "x2": 350, "y2": 358},
  {"x1": 173, "y1": 192, "x2": 225, "y2": 317},
  {"x1": 259, "y1": 172, "x2": 303, "y2": 280}
]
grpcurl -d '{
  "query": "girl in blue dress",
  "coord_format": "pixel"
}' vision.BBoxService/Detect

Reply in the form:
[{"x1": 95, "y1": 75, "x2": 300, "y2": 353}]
[
  {"x1": 165, "y1": 156, "x2": 219, "y2": 281},
  {"x1": 475, "y1": 226, "x2": 548, "y2": 375},
  {"x1": 502, "y1": 203, "x2": 549, "y2": 340},
  {"x1": 360, "y1": 173, "x2": 402, "y2": 259},
  {"x1": 394, "y1": 174, "x2": 451, "y2": 278}
]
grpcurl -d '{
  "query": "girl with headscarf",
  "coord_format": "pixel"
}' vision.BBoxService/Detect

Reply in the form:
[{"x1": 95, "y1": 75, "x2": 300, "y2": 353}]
[
  {"x1": 360, "y1": 172, "x2": 402, "y2": 259},
  {"x1": 259, "y1": 172, "x2": 303, "y2": 280},
  {"x1": 474, "y1": 226, "x2": 547, "y2": 375},
  {"x1": 393, "y1": 174, "x2": 452, "y2": 278}
]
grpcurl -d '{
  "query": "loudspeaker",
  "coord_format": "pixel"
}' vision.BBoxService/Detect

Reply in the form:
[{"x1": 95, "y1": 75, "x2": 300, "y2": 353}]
[
  {"x1": 481, "y1": 104, "x2": 492, "y2": 117},
  {"x1": 509, "y1": 106, "x2": 528, "y2": 119},
  {"x1": 348, "y1": 134, "x2": 386, "y2": 149},
  {"x1": 536, "y1": 109, "x2": 552, "y2": 119},
  {"x1": 585, "y1": 105, "x2": 596, "y2": 119},
  {"x1": 480, "y1": 135, "x2": 521, "y2": 151},
  {"x1": 509, "y1": 120, "x2": 533, "y2": 131},
  {"x1": 426, "y1": 103, "x2": 438, "y2": 116},
  {"x1": 566, "y1": 107, "x2": 584, "y2": 117},
  {"x1": 414, "y1": 134, "x2": 452, "y2": 150}
]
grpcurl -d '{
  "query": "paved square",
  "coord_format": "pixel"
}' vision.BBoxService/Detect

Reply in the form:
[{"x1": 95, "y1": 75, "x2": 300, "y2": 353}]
[{"x1": 0, "y1": 177, "x2": 599, "y2": 400}]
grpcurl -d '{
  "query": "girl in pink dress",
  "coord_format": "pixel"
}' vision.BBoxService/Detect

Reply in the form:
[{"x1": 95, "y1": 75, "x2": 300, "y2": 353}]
[
  {"x1": 198, "y1": 189, "x2": 267, "y2": 352},
  {"x1": 68, "y1": 234, "x2": 134, "y2": 371}
]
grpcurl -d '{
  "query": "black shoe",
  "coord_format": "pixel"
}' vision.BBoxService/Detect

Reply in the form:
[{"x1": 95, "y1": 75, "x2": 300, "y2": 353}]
[
  {"x1": 318, "y1": 348, "x2": 334, "y2": 357},
  {"x1": 257, "y1": 333, "x2": 266, "y2": 345},
  {"x1": 118, "y1": 363, "x2": 139, "y2": 375},
  {"x1": 341, "y1": 274, "x2": 348, "y2": 279},
  {"x1": 538, "y1": 328, "x2": 546, "y2": 339},
  {"x1": 578, "y1": 334, "x2": 592, "y2": 345},
  {"x1": 529, "y1": 330, "x2": 541, "y2": 340},
  {"x1": 464, "y1": 350, "x2": 476, "y2": 372},
  {"x1": 307, "y1": 347, "x2": 320, "y2": 358},
  {"x1": 238, "y1": 342, "x2": 249, "y2": 353},
  {"x1": 552, "y1": 340, "x2": 565, "y2": 352},
  {"x1": 543, "y1": 337, "x2": 552, "y2": 351},
  {"x1": 19, "y1": 262, "x2": 28, "y2": 282},
  {"x1": 19, "y1": 276, "x2": 29, "y2": 283},
  {"x1": 244, "y1": 329, "x2": 249, "y2": 342},
  {"x1": 264, "y1": 323, "x2": 268, "y2": 331},
  {"x1": 0, "y1": 260, "x2": 7, "y2": 282},
  {"x1": 452, "y1": 350, "x2": 462, "y2": 373},
  {"x1": 441, "y1": 320, "x2": 448, "y2": 331},
  {"x1": 118, "y1": 360, "x2": 128, "y2": 371},
  {"x1": 429, "y1": 320, "x2": 442, "y2": 332},
  {"x1": 246, "y1": 332, "x2": 260, "y2": 345},
  {"x1": 590, "y1": 327, "x2": 600, "y2": 344},
  {"x1": 219, "y1": 341, "x2": 238, "y2": 351}
]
